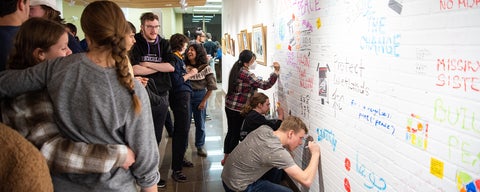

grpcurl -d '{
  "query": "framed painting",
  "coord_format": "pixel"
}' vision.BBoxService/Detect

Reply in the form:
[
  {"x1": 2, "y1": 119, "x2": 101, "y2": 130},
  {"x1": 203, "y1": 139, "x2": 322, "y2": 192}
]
[
  {"x1": 251, "y1": 24, "x2": 266, "y2": 65},
  {"x1": 221, "y1": 38, "x2": 226, "y2": 55},
  {"x1": 230, "y1": 38, "x2": 235, "y2": 56},
  {"x1": 224, "y1": 33, "x2": 231, "y2": 55},
  {"x1": 237, "y1": 33, "x2": 243, "y2": 51},
  {"x1": 240, "y1": 29, "x2": 250, "y2": 50}
]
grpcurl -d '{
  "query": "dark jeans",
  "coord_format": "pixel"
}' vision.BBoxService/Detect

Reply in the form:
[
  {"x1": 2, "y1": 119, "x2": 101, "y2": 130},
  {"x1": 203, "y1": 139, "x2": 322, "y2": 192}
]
[
  {"x1": 170, "y1": 91, "x2": 191, "y2": 171},
  {"x1": 191, "y1": 89, "x2": 207, "y2": 147},
  {"x1": 224, "y1": 107, "x2": 244, "y2": 154},
  {"x1": 222, "y1": 168, "x2": 291, "y2": 192},
  {"x1": 165, "y1": 110, "x2": 173, "y2": 136},
  {"x1": 151, "y1": 94, "x2": 169, "y2": 145}
]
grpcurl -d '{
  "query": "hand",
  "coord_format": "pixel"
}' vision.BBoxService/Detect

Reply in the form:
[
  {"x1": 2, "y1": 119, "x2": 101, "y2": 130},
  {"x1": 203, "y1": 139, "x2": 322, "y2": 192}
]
[
  {"x1": 135, "y1": 77, "x2": 148, "y2": 87},
  {"x1": 273, "y1": 62, "x2": 280, "y2": 73},
  {"x1": 189, "y1": 68, "x2": 198, "y2": 75},
  {"x1": 198, "y1": 101, "x2": 206, "y2": 110},
  {"x1": 307, "y1": 141, "x2": 320, "y2": 156},
  {"x1": 121, "y1": 147, "x2": 136, "y2": 170},
  {"x1": 276, "y1": 105, "x2": 285, "y2": 120}
]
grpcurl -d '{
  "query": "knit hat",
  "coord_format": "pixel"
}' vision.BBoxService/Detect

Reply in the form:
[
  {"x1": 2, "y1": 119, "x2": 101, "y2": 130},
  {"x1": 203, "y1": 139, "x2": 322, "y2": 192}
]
[{"x1": 30, "y1": 0, "x2": 59, "y2": 12}]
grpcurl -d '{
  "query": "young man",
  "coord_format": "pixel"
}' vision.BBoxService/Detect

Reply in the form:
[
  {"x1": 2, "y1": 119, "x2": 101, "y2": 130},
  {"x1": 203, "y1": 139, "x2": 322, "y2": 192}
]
[
  {"x1": 0, "y1": 0, "x2": 30, "y2": 71},
  {"x1": 129, "y1": 12, "x2": 174, "y2": 188},
  {"x1": 222, "y1": 116, "x2": 321, "y2": 192}
]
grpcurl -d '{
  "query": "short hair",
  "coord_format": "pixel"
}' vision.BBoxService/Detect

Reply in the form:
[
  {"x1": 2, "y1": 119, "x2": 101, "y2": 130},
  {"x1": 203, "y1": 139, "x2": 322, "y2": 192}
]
[
  {"x1": 127, "y1": 21, "x2": 136, "y2": 33},
  {"x1": 278, "y1": 116, "x2": 308, "y2": 134},
  {"x1": 0, "y1": 0, "x2": 25, "y2": 17},
  {"x1": 169, "y1": 33, "x2": 189, "y2": 52},
  {"x1": 194, "y1": 30, "x2": 204, "y2": 39},
  {"x1": 206, "y1": 33, "x2": 212, "y2": 39},
  {"x1": 66, "y1": 23, "x2": 77, "y2": 34},
  {"x1": 140, "y1": 12, "x2": 159, "y2": 25}
]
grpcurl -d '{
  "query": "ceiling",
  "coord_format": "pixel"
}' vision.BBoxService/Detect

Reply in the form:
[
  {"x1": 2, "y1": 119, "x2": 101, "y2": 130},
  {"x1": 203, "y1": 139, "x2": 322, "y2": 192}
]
[{"x1": 65, "y1": 0, "x2": 222, "y2": 14}]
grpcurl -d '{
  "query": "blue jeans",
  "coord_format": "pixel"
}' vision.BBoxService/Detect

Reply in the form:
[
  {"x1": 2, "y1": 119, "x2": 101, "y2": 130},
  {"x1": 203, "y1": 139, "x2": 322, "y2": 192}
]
[
  {"x1": 222, "y1": 168, "x2": 292, "y2": 192},
  {"x1": 191, "y1": 89, "x2": 207, "y2": 147}
]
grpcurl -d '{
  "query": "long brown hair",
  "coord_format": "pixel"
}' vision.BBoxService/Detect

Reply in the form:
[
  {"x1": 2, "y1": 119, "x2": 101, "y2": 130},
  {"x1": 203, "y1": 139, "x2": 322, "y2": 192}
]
[
  {"x1": 81, "y1": 1, "x2": 141, "y2": 114},
  {"x1": 184, "y1": 44, "x2": 208, "y2": 70},
  {"x1": 241, "y1": 92, "x2": 268, "y2": 116},
  {"x1": 7, "y1": 17, "x2": 66, "y2": 69}
]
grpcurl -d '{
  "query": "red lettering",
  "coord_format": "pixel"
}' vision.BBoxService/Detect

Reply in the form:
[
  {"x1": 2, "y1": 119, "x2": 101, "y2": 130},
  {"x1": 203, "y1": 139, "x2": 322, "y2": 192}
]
[{"x1": 440, "y1": 0, "x2": 454, "y2": 9}]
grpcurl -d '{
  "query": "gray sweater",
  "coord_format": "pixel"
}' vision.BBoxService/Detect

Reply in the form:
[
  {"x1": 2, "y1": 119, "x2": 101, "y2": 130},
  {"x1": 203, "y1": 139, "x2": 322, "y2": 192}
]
[{"x1": 0, "y1": 53, "x2": 159, "y2": 191}]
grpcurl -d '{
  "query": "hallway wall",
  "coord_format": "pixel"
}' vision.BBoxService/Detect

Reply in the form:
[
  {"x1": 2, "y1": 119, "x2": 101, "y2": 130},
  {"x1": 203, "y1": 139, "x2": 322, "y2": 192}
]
[{"x1": 222, "y1": 0, "x2": 480, "y2": 191}]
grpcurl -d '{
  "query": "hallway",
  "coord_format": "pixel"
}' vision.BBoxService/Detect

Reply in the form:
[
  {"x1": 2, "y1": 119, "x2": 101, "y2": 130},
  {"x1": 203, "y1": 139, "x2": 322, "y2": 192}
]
[{"x1": 158, "y1": 86, "x2": 227, "y2": 192}]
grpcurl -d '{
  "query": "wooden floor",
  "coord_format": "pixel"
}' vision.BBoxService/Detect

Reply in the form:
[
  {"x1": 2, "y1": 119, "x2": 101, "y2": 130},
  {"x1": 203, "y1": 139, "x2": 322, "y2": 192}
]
[{"x1": 157, "y1": 87, "x2": 227, "y2": 192}]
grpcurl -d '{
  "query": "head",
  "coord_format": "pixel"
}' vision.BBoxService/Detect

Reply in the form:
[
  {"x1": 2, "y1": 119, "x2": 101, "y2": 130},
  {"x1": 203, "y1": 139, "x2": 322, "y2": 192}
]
[
  {"x1": 126, "y1": 21, "x2": 136, "y2": 51},
  {"x1": 65, "y1": 23, "x2": 77, "y2": 36},
  {"x1": 81, "y1": 1, "x2": 141, "y2": 114},
  {"x1": 169, "y1": 33, "x2": 189, "y2": 54},
  {"x1": 277, "y1": 116, "x2": 308, "y2": 151},
  {"x1": 0, "y1": 0, "x2": 30, "y2": 23},
  {"x1": 185, "y1": 43, "x2": 208, "y2": 67},
  {"x1": 194, "y1": 30, "x2": 206, "y2": 43},
  {"x1": 29, "y1": 0, "x2": 62, "y2": 23},
  {"x1": 227, "y1": 50, "x2": 256, "y2": 94},
  {"x1": 7, "y1": 17, "x2": 71, "y2": 70},
  {"x1": 241, "y1": 92, "x2": 269, "y2": 116},
  {"x1": 206, "y1": 33, "x2": 212, "y2": 40},
  {"x1": 140, "y1": 12, "x2": 160, "y2": 42}
]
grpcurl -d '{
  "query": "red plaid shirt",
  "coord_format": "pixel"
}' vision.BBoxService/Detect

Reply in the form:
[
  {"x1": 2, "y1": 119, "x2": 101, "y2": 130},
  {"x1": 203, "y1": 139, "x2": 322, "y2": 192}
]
[{"x1": 225, "y1": 68, "x2": 278, "y2": 111}]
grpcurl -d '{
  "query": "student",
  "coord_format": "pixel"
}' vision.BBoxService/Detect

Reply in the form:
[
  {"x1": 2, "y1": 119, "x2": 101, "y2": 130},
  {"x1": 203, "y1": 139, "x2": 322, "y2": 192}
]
[
  {"x1": 222, "y1": 50, "x2": 280, "y2": 165},
  {"x1": 169, "y1": 33, "x2": 198, "y2": 182},
  {"x1": 185, "y1": 43, "x2": 217, "y2": 157},
  {"x1": 222, "y1": 116, "x2": 320, "y2": 192},
  {"x1": 239, "y1": 92, "x2": 284, "y2": 141},
  {"x1": 29, "y1": 0, "x2": 83, "y2": 53},
  {"x1": 2, "y1": 17, "x2": 136, "y2": 173},
  {"x1": 0, "y1": 1, "x2": 159, "y2": 191},
  {"x1": 0, "y1": 0, "x2": 30, "y2": 71}
]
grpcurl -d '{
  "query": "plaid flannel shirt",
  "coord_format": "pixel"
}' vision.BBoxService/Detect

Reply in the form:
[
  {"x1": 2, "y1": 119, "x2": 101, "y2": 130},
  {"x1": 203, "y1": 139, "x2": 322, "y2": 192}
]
[
  {"x1": 1, "y1": 90, "x2": 127, "y2": 173},
  {"x1": 225, "y1": 68, "x2": 278, "y2": 111}
]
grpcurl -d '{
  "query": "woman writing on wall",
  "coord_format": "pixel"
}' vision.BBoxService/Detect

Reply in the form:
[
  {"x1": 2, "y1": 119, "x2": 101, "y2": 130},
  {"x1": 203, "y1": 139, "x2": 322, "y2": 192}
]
[
  {"x1": 185, "y1": 43, "x2": 217, "y2": 157},
  {"x1": 222, "y1": 50, "x2": 280, "y2": 165},
  {"x1": 239, "y1": 92, "x2": 284, "y2": 141},
  {"x1": 0, "y1": 1, "x2": 159, "y2": 191}
]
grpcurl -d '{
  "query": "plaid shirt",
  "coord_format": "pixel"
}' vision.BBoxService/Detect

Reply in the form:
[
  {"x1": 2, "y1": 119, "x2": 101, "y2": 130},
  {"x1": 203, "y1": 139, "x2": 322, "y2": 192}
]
[
  {"x1": 225, "y1": 68, "x2": 278, "y2": 111},
  {"x1": 1, "y1": 91, "x2": 127, "y2": 173}
]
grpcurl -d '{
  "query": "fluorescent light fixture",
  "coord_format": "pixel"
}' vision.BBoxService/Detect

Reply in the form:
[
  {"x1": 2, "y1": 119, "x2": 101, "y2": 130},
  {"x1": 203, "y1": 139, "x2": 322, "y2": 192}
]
[
  {"x1": 193, "y1": 9, "x2": 219, "y2": 12},
  {"x1": 193, "y1": 15, "x2": 214, "y2": 18},
  {"x1": 207, "y1": 0, "x2": 222, "y2": 2},
  {"x1": 200, "y1": 5, "x2": 222, "y2": 8}
]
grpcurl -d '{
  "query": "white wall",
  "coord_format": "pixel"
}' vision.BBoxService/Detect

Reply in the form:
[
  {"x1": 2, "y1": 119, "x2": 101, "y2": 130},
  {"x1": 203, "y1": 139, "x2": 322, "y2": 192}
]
[{"x1": 222, "y1": 0, "x2": 480, "y2": 191}]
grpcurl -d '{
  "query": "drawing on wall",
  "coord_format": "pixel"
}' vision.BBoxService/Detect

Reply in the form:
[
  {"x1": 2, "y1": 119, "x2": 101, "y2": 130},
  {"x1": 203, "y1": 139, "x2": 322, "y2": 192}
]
[
  {"x1": 241, "y1": 29, "x2": 250, "y2": 50},
  {"x1": 252, "y1": 24, "x2": 266, "y2": 65},
  {"x1": 224, "y1": 33, "x2": 231, "y2": 55},
  {"x1": 318, "y1": 67, "x2": 328, "y2": 97}
]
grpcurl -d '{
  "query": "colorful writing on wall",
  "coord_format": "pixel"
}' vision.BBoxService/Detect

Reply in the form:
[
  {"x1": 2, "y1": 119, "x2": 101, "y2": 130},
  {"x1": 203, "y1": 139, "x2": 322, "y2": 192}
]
[
  {"x1": 351, "y1": 99, "x2": 396, "y2": 135},
  {"x1": 316, "y1": 128, "x2": 337, "y2": 151},
  {"x1": 440, "y1": 0, "x2": 480, "y2": 10},
  {"x1": 406, "y1": 113, "x2": 429, "y2": 150},
  {"x1": 435, "y1": 58, "x2": 480, "y2": 93},
  {"x1": 456, "y1": 170, "x2": 480, "y2": 192}
]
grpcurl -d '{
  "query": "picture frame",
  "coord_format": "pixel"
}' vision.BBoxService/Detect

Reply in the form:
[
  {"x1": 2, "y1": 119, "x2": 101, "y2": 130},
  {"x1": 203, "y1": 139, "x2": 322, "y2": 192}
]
[
  {"x1": 230, "y1": 38, "x2": 235, "y2": 57},
  {"x1": 224, "y1": 33, "x2": 231, "y2": 55},
  {"x1": 240, "y1": 29, "x2": 250, "y2": 50},
  {"x1": 221, "y1": 38, "x2": 226, "y2": 55},
  {"x1": 251, "y1": 24, "x2": 266, "y2": 65},
  {"x1": 237, "y1": 33, "x2": 243, "y2": 51}
]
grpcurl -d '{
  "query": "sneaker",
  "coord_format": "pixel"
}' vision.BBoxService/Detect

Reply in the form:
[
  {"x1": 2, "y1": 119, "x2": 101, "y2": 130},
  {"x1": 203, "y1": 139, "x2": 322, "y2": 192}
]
[
  {"x1": 157, "y1": 179, "x2": 166, "y2": 188},
  {"x1": 171, "y1": 171, "x2": 187, "y2": 182},
  {"x1": 197, "y1": 147, "x2": 208, "y2": 157},
  {"x1": 182, "y1": 158, "x2": 194, "y2": 167}
]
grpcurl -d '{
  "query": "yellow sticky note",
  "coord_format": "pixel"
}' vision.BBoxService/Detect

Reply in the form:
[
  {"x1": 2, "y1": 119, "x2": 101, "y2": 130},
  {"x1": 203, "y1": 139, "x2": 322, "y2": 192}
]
[{"x1": 430, "y1": 157, "x2": 444, "y2": 179}]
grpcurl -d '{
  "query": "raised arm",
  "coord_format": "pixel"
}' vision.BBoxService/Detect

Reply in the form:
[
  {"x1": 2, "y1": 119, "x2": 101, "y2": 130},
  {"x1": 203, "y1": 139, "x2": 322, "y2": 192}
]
[{"x1": 283, "y1": 141, "x2": 320, "y2": 187}]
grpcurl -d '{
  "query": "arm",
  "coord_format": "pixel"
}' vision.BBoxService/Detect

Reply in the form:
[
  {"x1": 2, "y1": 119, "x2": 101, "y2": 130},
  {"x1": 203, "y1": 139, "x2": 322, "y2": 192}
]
[
  {"x1": 283, "y1": 142, "x2": 320, "y2": 187},
  {"x1": 198, "y1": 90, "x2": 212, "y2": 110},
  {"x1": 139, "y1": 61, "x2": 174, "y2": 73},
  {"x1": 133, "y1": 65, "x2": 159, "y2": 76}
]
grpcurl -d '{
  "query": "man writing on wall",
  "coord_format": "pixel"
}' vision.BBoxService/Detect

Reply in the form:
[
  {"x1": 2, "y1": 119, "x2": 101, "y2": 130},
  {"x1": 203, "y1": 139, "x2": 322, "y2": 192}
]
[{"x1": 222, "y1": 116, "x2": 321, "y2": 192}]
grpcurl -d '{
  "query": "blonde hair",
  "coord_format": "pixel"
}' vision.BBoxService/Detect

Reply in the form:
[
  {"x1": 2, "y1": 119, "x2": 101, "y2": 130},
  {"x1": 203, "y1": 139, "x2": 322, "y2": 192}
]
[
  {"x1": 81, "y1": 1, "x2": 141, "y2": 114},
  {"x1": 278, "y1": 116, "x2": 308, "y2": 134}
]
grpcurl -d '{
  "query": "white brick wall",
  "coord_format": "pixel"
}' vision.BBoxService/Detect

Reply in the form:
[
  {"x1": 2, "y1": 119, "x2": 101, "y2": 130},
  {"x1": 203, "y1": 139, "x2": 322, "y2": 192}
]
[{"x1": 222, "y1": 0, "x2": 480, "y2": 191}]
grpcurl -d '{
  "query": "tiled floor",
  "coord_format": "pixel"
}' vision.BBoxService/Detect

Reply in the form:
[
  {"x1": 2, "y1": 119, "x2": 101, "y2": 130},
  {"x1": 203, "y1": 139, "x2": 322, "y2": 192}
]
[{"x1": 157, "y1": 86, "x2": 227, "y2": 192}]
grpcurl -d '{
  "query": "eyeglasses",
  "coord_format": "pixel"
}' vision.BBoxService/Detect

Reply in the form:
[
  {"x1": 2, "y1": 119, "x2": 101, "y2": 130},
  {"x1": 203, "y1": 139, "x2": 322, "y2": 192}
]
[{"x1": 145, "y1": 25, "x2": 160, "y2": 30}]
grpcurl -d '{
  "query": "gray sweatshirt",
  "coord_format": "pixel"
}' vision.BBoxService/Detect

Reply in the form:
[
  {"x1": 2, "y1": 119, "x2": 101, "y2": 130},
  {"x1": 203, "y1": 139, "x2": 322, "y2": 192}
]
[{"x1": 0, "y1": 53, "x2": 159, "y2": 191}]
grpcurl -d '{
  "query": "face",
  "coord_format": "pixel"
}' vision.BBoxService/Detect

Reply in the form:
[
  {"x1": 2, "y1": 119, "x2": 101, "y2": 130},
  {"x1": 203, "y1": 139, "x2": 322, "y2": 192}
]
[
  {"x1": 285, "y1": 129, "x2": 306, "y2": 152},
  {"x1": 179, "y1": 43, "x2": 188, "y2": 54},
  {"x1": 245, "y1": 56, "x2": 256, "y2": 68},
  {"x1": 141, "y1": 19, "x2": 160, "y2": 42},
  {"x1": 40, "y1": 32, "x2": 72, "y2": 61},
  {"x1": 29, "y1": 5, "x2": 45, "y2": 18},
  {"x1": 257, "y1": 99, "x2": 270, "y2": 114},
  {"x1": 187, "y1": 46, "x2": 197, "y2": 62},
  {"x1": 126, "y1": 32, "x2": 136, "y2": 51},
  {"x1": 199, "y1": 32, "x2": 206, "y2": 43}
]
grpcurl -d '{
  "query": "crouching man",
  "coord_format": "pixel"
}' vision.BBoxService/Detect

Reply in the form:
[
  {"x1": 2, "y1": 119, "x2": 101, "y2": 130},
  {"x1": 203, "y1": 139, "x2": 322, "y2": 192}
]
[{"x1": 221, "y1": 116, "x2": 320, "y2": 192}]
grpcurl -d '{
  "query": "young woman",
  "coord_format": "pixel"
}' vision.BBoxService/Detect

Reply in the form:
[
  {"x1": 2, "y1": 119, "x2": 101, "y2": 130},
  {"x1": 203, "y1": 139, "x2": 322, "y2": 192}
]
[
  {"x1": 168, "y1": 33, "x2": 198, "y2": 182},
  {"x1": 185, "y1": 43, "x2": 218, "y2": 157},
  {"x1": 223, "y1": 50, "x2": 280, "y2": 165},
  {"x1": 0, "y1": 2, "x2": 159, "y2": 191},
  {"x1": 239, "y1": 92, "x2": 284, "y2": 141},
  {"x1": 2, "y1": 17, "x2": 137, "y2": 174}
]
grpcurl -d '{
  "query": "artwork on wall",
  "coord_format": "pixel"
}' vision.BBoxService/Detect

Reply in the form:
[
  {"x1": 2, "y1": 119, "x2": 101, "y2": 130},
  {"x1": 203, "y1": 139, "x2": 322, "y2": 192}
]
[
  {"x1": 241, "y1": 29, "x2": 250, "y2": 50},
  {"x1": 230, "y1": 38, "x2": 235, "y2": 57},
  {"x1": 252, "y1": 24, "x2": 266, "y2": 65},
  {"x1": 221, "y1": 38, "x2": 226, "y2": 55},
  {"x1": 237, "y1": 33, "x2": 243, "y2": 51},
  {"x1": 224, "y1": 33, "x2": 231, "y2": 55}
]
